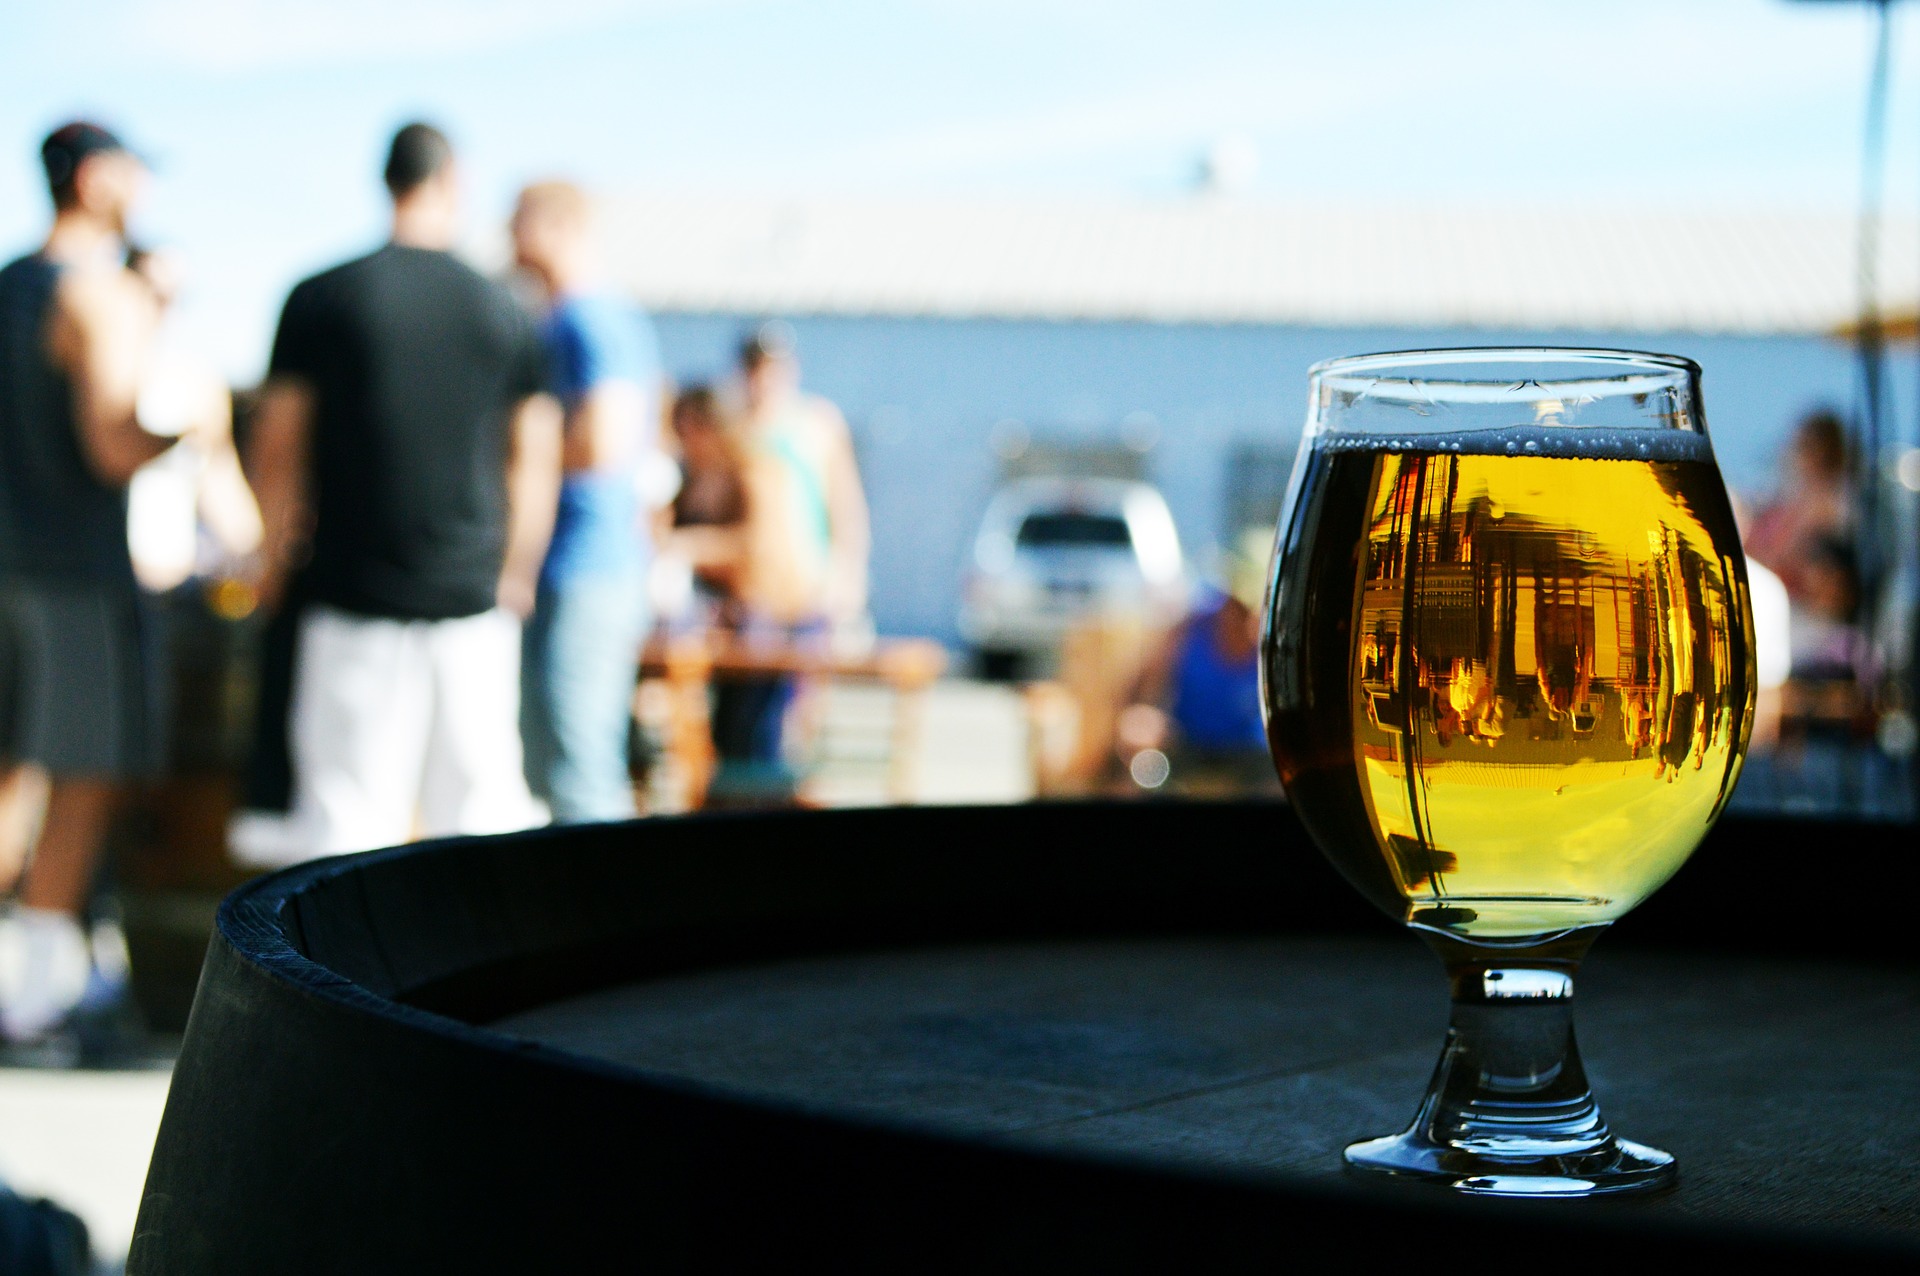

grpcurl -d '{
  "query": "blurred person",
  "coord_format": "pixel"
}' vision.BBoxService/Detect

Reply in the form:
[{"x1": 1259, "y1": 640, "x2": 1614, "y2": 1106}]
[
  {"x1": 0, "y1": 123, "x2": 188, "y2": 1043},
  {"x1": 1746, "y1": 409, "x2": 1853, "y2": 602},
  {"x1": 1727, "y1": 490, "x2": 1792, "y2": 748},
  {"x1": 665, "y1": 385, "x2": 748, "y2": 605},
  {"x1": 510, "y1": 181, "x2": 663, "y2": 824},
  {"x1": 660, "y1": 383, "x2": 789, "y2": 791},
  {"x1": 730, "y1": 323, "x2": 870, "y2": 630},
  {"x1": 230, "y1": 123, "x2": 561, "y2": 865},
  {"x1": 670, "y1": 387, "x2": 745, "y2": 535},
  {"x1": 703, "y1": 326, "x2": 871, "y2": 802},
  {"x1": 661, "y1": 383, "x2": 853, "y2": 620},
  {"x1": 1746, "y1": 557, "x2": 1792, "y2": 749},
  {"x1": 123, "y1": 245, "x2": 261, "y2": 592},
  {"x1": 0, "y1": 766, "x2": 48, "y2": 897},
  {"x1": 1114, "y1": 529, "x2": 1278, "y2": 797},
  {"x1": 1788, "y1": 536, "x2": 1867, "y2": 683}
]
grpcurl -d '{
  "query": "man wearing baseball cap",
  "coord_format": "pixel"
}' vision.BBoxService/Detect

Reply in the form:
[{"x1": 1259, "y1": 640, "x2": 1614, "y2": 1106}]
[{"x1": 0, "y1": 122, "x2": 190, "y2": 1046}]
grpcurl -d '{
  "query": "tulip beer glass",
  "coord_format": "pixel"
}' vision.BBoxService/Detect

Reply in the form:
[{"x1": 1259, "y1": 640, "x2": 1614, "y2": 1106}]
[{"x1": 1263, "y1": 349, "x2": 1754, "y2": 1196}]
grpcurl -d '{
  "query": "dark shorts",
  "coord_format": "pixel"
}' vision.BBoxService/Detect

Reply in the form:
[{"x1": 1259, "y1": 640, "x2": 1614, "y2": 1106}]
[{"x1": 0, "y1": 575, "x2": 164, "y2": 779}]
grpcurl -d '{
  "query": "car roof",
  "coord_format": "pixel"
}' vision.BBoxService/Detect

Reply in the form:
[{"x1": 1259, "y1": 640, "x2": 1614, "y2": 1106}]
[
  {"x1": 988, "y1": 475, "x2": 1161, "y2": 513},
  {"x1": 973, "y1": 476, "x2": 1185, "y2": 579}
]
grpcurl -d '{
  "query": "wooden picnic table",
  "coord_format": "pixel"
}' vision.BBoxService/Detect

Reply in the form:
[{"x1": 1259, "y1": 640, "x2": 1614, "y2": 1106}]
[{"x1": 638, "y1": 630, "x2": 948, "y2": 809}]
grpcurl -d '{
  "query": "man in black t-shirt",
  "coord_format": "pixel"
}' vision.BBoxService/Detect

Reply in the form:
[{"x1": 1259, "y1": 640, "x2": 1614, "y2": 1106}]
[{"x1": 230, "y1": 123, "x2": 562, "y2": 865}]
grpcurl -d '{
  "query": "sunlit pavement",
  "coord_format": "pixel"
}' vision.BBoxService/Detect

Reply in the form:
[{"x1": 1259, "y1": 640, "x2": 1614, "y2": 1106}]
[
  {"x1": 805, "y1": 677, "x2": 1034, "y2": 807},
  {"x1": 0, "y1": 1065, "x2": 171, "y2": 1272}
]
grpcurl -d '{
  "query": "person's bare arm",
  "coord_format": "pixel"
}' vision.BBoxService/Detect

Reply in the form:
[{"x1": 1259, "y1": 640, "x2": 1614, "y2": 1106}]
[
  {"x1": 819, "y1": 404, "x2": 871, "y2": 622},
  {"x1": 244, "y1": 379, "x2": 314, "y2": 611},
  {"x1": 560, "y1": 378, "x2": 648, "y2": 474},
  {"x1": 166, "y1": 373, "x2": 261, "y2": 561},
  {"x1": 1113, "y1": 620, "x2": 1186, "y2": 760},
  {"x1": 1126, "y1": 621, "x2": 1183, "y2": 710},
  {"x1": 50, "y1": 268, "x2": 171, "y2": 486},
  {"x1": 199, "y1": 443, "x2": 265, "y2": 562},
  {"x1": 498, "y1": 393, "x2": 565, "y2": 618}
]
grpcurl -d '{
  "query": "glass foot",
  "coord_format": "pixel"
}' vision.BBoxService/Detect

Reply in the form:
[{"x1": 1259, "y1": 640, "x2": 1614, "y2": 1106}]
[{"x1": 1345, "y1": 1130, "x2": 1675, "y2": 1197}]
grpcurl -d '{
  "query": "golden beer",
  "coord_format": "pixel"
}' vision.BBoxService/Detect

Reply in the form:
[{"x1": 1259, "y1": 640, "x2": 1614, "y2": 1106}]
[{"x1": 1266, "y1": 426, "x2": 1755, "y2": 940}]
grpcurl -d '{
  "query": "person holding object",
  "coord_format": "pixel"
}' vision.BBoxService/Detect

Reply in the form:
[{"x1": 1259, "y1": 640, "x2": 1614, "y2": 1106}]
[
  {"x1": 510, "y1": 181, "x2": 663, "y2": 823},
  {"x1": 230, "y1": 123, "x2": 561, "y2": 865},
  {"x1": 0, "y1": 122, "x2": 188, "y2": 1044}
]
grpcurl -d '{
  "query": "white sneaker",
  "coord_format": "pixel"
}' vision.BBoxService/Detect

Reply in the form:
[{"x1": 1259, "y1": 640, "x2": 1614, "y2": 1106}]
[
  {"x1": 0, "y1": 906, "x2": 91, "y2": 1042},
  {"x1": 228, "y1": 808, "x2": 323, "y2": 870},
  {"x1": 77, "y1": 916, "x2": 134, "y2": 1014}
]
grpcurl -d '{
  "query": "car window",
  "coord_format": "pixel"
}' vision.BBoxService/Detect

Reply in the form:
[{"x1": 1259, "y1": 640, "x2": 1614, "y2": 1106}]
[{"x1": 1016, "y1": 512, "x2": 1133, "y2": 548}]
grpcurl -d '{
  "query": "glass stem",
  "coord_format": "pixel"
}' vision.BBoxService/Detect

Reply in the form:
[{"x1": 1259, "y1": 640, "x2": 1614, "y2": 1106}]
[{"x1": 1413, "y1": 931, "x2": 1609, "y2": 1158}]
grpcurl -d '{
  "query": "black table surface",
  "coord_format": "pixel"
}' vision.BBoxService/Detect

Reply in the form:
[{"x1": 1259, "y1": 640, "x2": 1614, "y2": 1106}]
[
  {"x1": 133, "y1": 801, "x2": 1920, "y2": 1272},
  {"x1": 493, "y1": 935, "x2": 1920, "y2": 1245}
]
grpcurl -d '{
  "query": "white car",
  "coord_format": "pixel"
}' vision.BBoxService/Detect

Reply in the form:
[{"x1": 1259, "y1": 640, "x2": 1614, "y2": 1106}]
[{"x1": 960, "y1": 477, "x2": 1188, "y2": 673}]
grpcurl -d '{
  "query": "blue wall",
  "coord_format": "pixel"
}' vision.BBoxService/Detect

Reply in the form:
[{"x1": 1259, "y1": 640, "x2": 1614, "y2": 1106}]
[{"x1": 654, "y1": 312, "x2": 1914, "y2": 646}]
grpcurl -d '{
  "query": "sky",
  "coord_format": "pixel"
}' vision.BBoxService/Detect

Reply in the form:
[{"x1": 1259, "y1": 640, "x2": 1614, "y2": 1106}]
[{"x1": 3, "y1": 0, "x2": 1919, "y2": 378}]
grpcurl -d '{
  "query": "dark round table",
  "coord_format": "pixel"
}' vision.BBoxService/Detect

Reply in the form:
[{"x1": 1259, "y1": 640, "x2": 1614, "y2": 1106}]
[{"x1": 129, "y1": 802, "x2": 1920, "y2": 1272}]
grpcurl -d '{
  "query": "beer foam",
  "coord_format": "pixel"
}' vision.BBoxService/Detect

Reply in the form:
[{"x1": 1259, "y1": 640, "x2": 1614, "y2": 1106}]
[{"x1": 1318, "y1": 424, "x2": 1715, "y2": 463}]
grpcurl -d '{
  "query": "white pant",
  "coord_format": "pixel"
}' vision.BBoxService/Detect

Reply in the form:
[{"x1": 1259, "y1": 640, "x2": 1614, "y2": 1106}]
[{"x1": 231, "y1": 605, "x2": 547, "y2": 867}]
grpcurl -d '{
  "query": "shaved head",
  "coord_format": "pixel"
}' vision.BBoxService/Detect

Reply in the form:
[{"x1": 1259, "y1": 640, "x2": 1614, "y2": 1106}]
[
  {"x1": 515, "y1": 180, "x2": 591, "y2": 230},
  {"x1": 512, "y1": 179, "x2": 597, "y2": 292}
]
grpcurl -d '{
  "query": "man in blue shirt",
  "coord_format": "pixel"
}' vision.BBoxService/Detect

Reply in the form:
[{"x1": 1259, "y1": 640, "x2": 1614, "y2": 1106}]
[{"x1": 511, "y1": 181, "x2": 662, "y2": 822}]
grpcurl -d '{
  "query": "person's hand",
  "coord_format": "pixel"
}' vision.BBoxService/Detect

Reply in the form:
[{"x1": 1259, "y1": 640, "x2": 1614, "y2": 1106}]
[
  {"x1": 1115, "y1": 703, "x2": 1170, "y2": 755},
  {"x1": 822, "y1": 558, "x2": 869, "y2": 626},
  {"x1": 245, "y1": 552, "x2": 288, "y2": 616},
  {"x1": 180, "y1": 397, "x2": 234, "y2": 453}
]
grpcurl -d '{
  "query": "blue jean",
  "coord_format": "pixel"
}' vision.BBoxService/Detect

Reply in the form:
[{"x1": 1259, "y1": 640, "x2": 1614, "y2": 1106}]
[{"x1": 521, "y1": 569, "x2": 649, "y2": 824}]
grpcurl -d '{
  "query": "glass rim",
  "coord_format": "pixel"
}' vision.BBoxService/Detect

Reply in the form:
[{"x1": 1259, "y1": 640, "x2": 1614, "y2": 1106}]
[{"x1": 1308, "y1": 346, "x2": 1700, "y2": 386}]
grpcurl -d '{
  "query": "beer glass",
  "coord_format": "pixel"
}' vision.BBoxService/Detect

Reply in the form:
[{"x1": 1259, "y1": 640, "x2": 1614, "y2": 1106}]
[{"x1": 1263, "y1": 349, "x2": 1754, "y2": 1196}]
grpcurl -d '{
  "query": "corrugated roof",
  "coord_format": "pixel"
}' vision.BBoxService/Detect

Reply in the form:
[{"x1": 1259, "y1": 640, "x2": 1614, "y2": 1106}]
[{"x1": 599, "y1": 193, "x2": 1920, "y2": 335}]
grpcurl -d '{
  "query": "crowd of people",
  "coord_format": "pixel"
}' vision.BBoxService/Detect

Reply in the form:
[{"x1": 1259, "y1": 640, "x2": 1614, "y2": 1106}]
[
  {"x1": 0, "y1": 120, "x2": 870, "y2": 1049},
  {"x1": 0, "y1": 116, "x2": 1893, "y2": 1054}
]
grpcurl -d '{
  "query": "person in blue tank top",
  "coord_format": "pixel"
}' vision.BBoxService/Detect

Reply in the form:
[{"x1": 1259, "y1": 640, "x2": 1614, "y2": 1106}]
[
  {"x1": 1117, "y1": 528, "x2": 1281, "y2": 797},
  {"x1": 511, "y1": 181, "x2": 663, "y2": 823}
]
